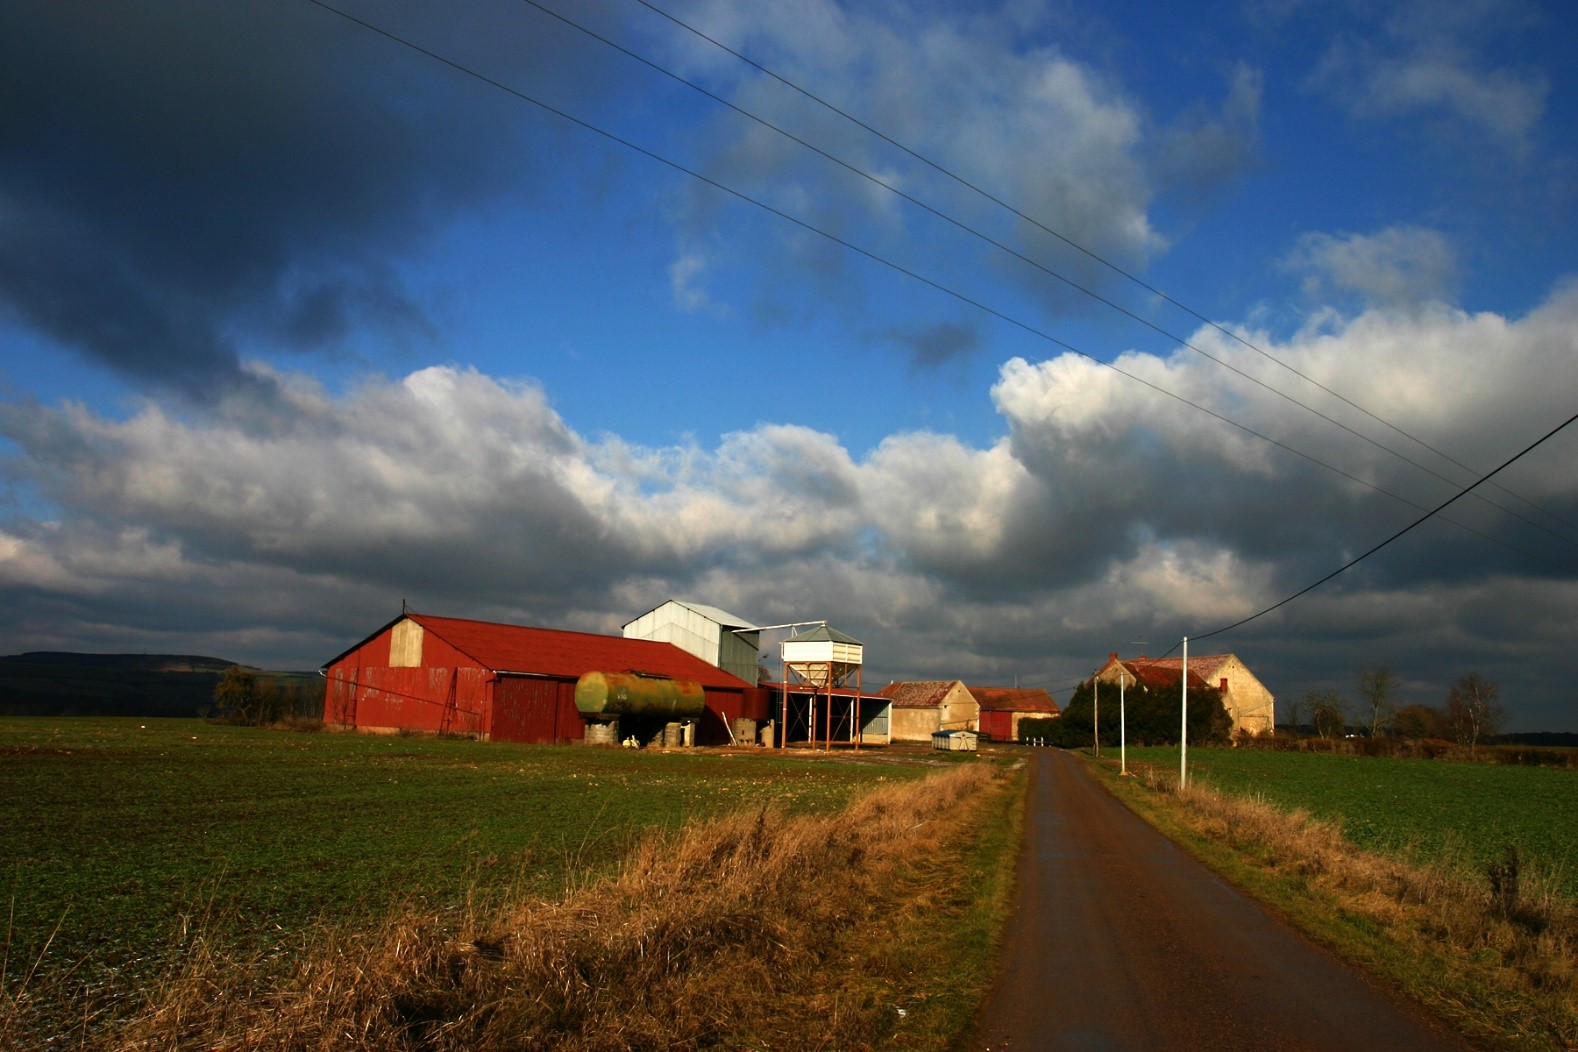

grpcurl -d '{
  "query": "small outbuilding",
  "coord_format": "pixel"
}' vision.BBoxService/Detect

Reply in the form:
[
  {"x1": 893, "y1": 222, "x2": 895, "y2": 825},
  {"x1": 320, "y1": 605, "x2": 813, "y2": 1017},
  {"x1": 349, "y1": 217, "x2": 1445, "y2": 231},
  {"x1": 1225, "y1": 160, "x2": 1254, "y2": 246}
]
[
  {"x1": 878, "y1": 680, "x2": 979, "y2": 742},
  {"x1": 322, "y1": 611, "x2": 765, "y2": 745},
  {"x1": 967, "y1": 686, "x2": 1060, "y2": 741}
]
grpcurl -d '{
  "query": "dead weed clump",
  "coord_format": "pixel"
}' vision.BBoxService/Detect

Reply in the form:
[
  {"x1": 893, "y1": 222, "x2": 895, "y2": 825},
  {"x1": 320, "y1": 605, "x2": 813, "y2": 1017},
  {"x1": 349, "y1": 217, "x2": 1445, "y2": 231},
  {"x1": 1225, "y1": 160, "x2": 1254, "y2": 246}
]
[
  {"x1": 100, "y1": 763, "x2": 1003, "y2": 1052},
  {"x1": 1126, "y1": 768, "x2": 1577, "y2": 1047}
]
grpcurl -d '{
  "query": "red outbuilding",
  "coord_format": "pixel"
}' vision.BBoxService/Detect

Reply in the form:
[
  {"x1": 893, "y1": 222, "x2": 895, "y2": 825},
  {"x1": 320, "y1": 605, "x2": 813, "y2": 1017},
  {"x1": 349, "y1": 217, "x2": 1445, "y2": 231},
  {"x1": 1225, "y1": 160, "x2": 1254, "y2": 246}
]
[
  {"x1": 967, "y1": 686, "x2": 1061, "y2": 742},
  {"x1": 321, "y1": 611, "x2": 765, "y2": 745}
]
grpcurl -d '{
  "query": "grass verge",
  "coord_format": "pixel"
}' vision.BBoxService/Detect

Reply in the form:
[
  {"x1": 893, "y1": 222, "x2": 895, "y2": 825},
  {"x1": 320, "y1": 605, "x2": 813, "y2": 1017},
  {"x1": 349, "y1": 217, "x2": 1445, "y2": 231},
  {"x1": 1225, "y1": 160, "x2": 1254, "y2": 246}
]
[
  {"x1": 1090, "y1": 755, "x2": 1576, "y2": 1050},
  {"x1": 8, "y1": 759, "x2": 1023, "y2": 1051},
  {"x1": 1, "y1": 716, "x2": 934, "y2": 1033},
  {"x1": 1119, "y1": 744, "x2": 1578, "y2": 899}
]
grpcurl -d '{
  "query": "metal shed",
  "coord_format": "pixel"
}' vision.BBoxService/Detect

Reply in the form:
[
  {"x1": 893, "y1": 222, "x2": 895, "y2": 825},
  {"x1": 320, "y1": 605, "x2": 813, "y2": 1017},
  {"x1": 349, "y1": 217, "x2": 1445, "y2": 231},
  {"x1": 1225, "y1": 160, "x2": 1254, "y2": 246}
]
[{"x1": 622, "y1": 600, "x2": 763, "y2": 686}]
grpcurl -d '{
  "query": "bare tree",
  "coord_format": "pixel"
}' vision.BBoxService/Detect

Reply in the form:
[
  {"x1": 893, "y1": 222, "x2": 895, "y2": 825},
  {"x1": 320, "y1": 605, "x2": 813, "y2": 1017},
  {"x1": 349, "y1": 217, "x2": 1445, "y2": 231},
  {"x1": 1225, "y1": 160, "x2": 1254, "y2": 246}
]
[
  {"x1": 1393, "y1": 703, "x2": 1444, "y2": 740},
  {"x1": 1444, "y1": 673, "x2": 1505, "y2": 753},
  {"x1": 1309, "y1": 691, "x2": 1347, "y2": 740},
  {"x1": 1284, "y1": 694, "x2": 1306, "y2": 734},
  {"x1": 1357, "y1": 665, "x2": 1397, "y2": 738}
]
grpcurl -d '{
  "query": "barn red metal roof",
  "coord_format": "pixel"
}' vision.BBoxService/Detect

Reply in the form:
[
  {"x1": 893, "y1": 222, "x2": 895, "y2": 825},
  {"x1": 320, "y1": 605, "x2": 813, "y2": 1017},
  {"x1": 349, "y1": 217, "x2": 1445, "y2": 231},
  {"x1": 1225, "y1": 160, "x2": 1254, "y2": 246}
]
[
  {"x1": 966, "y1": 686, "x2": 1061, "y2": 715},
  {"x1": 325, "y1": 612, "x2": 751, "y2": 690}
]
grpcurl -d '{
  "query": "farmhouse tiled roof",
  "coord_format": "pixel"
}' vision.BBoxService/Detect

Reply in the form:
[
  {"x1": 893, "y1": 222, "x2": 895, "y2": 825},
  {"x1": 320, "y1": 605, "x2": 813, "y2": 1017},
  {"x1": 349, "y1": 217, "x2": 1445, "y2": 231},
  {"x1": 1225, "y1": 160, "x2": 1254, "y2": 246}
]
[
  {"x1": 1104, "y1": 656, "x2": 1211, "y2": 692},
  {"x1": 1141, "y1": 654, "x2": 1234, "y2": 683},
  {"x1": 878, "y1": 680, "x2": 963, "y2": 709},
  {"x1": 966, "y1": 686, "x2": 1060, "y2": 715}
]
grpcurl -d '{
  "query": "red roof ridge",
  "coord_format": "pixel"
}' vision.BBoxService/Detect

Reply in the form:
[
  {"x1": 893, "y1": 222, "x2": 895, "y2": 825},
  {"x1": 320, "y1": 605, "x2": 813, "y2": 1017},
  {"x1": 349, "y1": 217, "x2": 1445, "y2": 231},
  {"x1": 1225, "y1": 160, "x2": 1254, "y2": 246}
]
[
  {"x1": 966, "y1": 684, "x2": 1060, "y2": 714},
  {"x1": 327, "y1": 611, "x2": 750, "y2": 690}
]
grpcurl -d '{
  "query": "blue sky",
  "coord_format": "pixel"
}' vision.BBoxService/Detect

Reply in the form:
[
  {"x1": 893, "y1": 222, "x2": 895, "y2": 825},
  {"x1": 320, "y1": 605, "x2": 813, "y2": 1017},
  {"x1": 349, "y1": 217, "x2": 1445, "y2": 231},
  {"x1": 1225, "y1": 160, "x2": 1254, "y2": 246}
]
[{"x1": 2, "y1": 0, "x2": 1576, "y2": 730}]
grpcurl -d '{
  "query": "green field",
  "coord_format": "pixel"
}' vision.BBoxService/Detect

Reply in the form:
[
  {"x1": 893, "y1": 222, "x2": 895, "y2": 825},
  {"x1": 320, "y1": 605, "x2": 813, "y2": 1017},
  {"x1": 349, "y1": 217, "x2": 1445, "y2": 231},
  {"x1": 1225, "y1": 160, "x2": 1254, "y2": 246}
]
[
  {"x1": 1122, "y1": 745, "x2": 1578, "y2": 898},
  {"x1": 1, "y1": 718, "x2": 925, "y2": 1008}
]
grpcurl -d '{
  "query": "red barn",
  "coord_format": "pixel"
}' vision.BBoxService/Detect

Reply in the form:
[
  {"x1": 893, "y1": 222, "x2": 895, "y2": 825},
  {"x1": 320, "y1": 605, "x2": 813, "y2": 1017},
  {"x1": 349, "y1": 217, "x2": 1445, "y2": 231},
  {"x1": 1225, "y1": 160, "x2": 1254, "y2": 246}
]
[
  {"x1": 967, "y1": 686, "x2": 1060, "y2": 742},
  {"x1": 322, "y1": 612, "x2": 764, "y2": 744}
]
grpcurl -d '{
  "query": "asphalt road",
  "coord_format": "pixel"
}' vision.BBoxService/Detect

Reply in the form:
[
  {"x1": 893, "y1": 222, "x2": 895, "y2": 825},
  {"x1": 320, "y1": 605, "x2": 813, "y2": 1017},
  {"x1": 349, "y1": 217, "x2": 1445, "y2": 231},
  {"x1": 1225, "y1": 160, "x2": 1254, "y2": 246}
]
[{"x1": 972, "y1": 749, "x2": 1473, "y2": 1051}]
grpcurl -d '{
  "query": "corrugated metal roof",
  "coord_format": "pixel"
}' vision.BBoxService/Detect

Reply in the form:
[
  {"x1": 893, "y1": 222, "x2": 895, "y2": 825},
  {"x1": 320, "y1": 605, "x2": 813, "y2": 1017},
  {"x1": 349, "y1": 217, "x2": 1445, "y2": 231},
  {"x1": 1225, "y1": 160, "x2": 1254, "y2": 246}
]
[
  {"x1": 622, "y1": 599, "x2": 759, "y2": 632},
  {"x1": 791, "y1": 624, "x2": 861, "y2": 645},
  {"x1": 966, "y1": 686, "x2": 1061, "y2": 715},
  {"x1": 759, "y1": 680, "x2": 890, "y2": 702},
  {"x1": 329, "y1": 613, "x2": 751, "y2": 690},
  {"x1": 673, "y1": 601, "x2": 759, "y2": 630}
]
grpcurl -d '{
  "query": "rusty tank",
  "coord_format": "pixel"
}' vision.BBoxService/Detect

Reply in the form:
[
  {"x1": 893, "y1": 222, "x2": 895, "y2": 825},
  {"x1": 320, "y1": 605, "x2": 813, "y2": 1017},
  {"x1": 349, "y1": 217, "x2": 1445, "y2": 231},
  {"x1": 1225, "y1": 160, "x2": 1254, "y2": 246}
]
[{"x1": 574, "y1": 671, "x2": 706, "y2": 719}]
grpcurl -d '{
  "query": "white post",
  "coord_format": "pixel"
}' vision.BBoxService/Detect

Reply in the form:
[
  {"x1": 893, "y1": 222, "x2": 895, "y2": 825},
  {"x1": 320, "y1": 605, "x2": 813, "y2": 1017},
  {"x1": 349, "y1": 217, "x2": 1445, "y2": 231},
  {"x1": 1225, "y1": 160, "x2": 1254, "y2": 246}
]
[
  {"x1": 1119, "y1": 671, "x2": 1128, "y2": 776},
  {"x1": 1180, "y1": 636, "x2": 1189, "y2": 790},
  {"x1": 1093, "y1": 675, "x2": 1100, "y2": 758}
]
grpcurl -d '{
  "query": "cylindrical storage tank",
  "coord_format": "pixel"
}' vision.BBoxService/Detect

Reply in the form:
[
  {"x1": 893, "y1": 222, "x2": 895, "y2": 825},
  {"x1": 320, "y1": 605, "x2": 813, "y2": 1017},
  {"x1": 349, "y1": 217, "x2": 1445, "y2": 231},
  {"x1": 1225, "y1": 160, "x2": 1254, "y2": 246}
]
[{"x1": 575, "y1": 671, "x2": 706, "y2": 719}]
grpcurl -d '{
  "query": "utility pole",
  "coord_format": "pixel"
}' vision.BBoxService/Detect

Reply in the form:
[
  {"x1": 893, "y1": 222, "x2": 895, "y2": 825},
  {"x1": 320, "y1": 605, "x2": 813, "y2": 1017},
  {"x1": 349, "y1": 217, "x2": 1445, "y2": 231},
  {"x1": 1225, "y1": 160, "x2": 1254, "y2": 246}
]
[
  {"x1": 1093, "y1": 673, "x2": 1100, "y2": 758},
  {"x1": 1180, "y1": 636, "x2": 1189, "y2": 790},
  {"x1": 1119, "y1": 668, "x2": 1129, "y2": 776}
]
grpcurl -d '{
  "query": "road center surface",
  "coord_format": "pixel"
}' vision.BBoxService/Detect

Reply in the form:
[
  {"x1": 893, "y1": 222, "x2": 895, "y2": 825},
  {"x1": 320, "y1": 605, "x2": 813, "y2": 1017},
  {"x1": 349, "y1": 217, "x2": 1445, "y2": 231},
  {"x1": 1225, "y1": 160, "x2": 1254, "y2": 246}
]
[{"x1": 973, "y1": 749, "x2": 1471, "y2": 1050}]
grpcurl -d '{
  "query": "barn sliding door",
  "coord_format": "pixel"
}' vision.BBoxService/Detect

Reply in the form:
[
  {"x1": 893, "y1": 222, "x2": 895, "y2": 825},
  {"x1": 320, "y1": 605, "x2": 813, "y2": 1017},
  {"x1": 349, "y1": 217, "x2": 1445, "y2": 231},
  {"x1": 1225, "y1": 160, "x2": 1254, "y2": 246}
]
[{"x1": 492, "y1": 677, "x2": 562, "y2": 743}]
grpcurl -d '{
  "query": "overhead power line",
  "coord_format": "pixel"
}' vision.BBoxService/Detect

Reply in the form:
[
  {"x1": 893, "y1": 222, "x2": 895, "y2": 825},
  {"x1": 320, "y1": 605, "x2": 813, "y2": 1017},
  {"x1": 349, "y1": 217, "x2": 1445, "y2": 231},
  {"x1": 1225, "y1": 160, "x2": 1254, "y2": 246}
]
[
  {"x1": 628, "y1": 0, "x2": 1578, "y2": 542},
  {"x1": 1187, "y1": 406, "x2": 1578, "y2": 645},
  {"x1": 303, "y1": 0, "x2": 1571, "y2": 574},
  {"x1": 523, "y1": 0, "x2": 1578, "y2": 553}
]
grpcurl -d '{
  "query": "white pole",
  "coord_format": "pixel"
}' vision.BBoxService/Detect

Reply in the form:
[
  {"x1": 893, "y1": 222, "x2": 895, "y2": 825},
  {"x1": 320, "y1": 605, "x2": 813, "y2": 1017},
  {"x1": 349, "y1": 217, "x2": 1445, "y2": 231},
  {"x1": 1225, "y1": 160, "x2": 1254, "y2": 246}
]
[
  {"x1": 1093, "y1": 675, "x2": 1100, "y2": 758},
  {"x1": 1180, "y1": 636, "x2": 1189, "y2": 790},
  {"x1": 1119, "y1": 671, "x2": 1128, "y2": 776}
]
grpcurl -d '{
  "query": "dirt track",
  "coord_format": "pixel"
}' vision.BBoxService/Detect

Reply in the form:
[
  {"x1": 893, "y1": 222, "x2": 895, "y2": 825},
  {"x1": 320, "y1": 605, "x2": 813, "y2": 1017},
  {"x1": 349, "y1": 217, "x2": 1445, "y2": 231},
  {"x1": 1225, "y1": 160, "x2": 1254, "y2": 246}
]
[{"x1": 972, "y1": 749, "x2": 1472, "y2": 1050}]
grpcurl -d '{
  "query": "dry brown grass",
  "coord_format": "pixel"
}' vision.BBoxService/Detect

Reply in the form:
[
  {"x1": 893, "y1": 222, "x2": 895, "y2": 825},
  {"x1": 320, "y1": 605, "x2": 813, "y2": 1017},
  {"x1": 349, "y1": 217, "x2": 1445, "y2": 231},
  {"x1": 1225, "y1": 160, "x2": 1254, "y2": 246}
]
[
  {"x1": 1119, "y1": 762, "x2": 1577, "y2": 1048},
  {"x1": 34, "y1": 762, "x2": 1006, "y2": 1052}
]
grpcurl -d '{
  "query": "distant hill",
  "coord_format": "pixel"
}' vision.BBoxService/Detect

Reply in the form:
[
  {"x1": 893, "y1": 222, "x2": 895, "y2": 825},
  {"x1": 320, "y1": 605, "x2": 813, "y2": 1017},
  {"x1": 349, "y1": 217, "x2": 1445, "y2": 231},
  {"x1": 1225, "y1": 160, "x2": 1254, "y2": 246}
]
[
  {"x1": 0, "y1": 652, "x2": 321, "y2": 718},
  {"x1": 5, "y1": 651, "x2": 241, "y2": 673}
]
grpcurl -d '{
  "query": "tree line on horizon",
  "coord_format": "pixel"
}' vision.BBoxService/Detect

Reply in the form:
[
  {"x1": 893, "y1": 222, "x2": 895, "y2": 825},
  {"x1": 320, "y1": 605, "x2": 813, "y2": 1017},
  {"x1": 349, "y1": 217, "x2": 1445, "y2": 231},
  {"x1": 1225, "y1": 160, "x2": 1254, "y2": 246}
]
[{"x1": 1284, "y1": 666, "x2": 1507, "y2": 749}]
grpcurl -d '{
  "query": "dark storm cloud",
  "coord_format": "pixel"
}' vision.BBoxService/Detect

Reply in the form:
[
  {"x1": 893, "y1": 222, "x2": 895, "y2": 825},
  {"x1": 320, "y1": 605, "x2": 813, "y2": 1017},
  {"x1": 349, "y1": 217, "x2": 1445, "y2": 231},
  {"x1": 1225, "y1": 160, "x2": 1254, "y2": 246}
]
[
  {"x1": 3, "y1": 286, "x2": 1577, "y2": 727},
  {"x1": 0, "y1": 0, "x2": 619, "y2": 395},
  {"x1": 873, "y1": 320, "x2": 982, "y2": 371}
]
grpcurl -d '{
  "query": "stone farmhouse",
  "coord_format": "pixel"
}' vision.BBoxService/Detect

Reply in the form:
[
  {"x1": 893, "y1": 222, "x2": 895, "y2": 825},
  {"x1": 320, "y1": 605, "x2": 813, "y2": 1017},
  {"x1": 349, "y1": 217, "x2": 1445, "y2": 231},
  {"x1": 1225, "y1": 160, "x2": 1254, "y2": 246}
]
[
  {"x1": 1095, "y1": 651, "x2": 1275, "y2": 737},
  {"x1": 879, "y1": 680, "x2": 978, "y2": 742}
]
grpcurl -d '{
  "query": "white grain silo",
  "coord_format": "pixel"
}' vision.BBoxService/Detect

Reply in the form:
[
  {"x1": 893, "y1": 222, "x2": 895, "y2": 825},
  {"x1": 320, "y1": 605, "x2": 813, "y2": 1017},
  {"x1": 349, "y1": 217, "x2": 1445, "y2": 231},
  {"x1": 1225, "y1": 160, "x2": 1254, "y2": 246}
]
[{"x1": 780, "y1": 624, "x2": 864, "y2": 749}]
